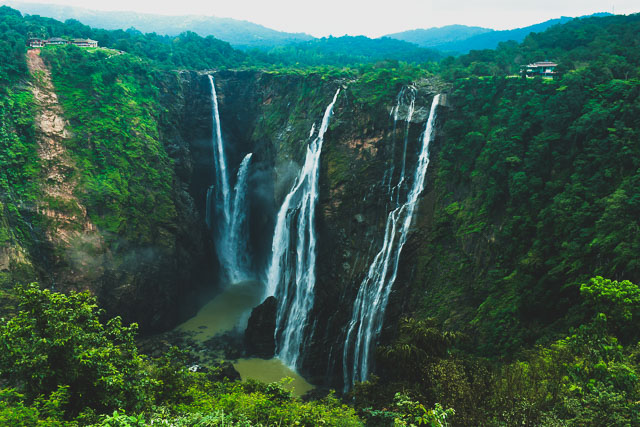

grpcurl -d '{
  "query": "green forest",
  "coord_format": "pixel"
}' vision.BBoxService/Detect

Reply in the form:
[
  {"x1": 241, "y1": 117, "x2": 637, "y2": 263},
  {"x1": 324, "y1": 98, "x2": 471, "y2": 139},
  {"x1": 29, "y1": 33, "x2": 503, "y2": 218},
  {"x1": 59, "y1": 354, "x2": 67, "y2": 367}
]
[{"x1": 1, "y1": 4, "x2": 639, "y2": 425}]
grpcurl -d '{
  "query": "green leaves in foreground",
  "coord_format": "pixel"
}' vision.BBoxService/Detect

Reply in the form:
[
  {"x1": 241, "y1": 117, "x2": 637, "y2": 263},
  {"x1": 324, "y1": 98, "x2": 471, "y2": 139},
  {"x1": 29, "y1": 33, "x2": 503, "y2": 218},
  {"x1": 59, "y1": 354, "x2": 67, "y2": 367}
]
[
  {"x1": 0, "y1": 283, "x2": 153, "y2": 418},
  {"x1": 0, "y1": 284, "x2": 364, "y2": 425}
]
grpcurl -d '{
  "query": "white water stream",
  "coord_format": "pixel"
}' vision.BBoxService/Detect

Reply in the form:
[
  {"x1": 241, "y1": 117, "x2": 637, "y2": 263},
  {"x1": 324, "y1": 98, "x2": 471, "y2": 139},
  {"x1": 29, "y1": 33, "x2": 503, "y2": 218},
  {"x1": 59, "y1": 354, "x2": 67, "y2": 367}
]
[
  {"x1": 266, "y1": 89, "x2": 341, "y2": 369},
  {"x1": 207, "y1": 75, "x2": 253, "y2": 283},
  {"x1": 342, "y1": 94, "x2": 441, "y2": 391}
]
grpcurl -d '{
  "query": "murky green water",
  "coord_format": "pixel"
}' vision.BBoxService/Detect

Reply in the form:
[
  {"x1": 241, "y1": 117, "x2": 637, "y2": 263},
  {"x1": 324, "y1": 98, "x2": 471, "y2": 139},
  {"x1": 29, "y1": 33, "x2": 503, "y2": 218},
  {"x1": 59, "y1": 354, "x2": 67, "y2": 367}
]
[
  {"x1": 175, "y1": 280, "x2": 264, "y2": 342},
  {"x1": 174, "y1": 280, "x2": 315, "y2": 396},
  {"x1": 233, "y1": 358, "x2": 314, "y2": 397}
]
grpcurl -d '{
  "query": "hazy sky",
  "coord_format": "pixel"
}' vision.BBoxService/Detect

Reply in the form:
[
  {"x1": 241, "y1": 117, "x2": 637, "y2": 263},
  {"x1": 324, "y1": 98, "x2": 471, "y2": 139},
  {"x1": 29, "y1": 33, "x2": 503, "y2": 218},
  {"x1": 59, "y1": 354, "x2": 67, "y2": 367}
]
[{"x1": 8, "y1": 0, "x2": 640, "y2": 37}]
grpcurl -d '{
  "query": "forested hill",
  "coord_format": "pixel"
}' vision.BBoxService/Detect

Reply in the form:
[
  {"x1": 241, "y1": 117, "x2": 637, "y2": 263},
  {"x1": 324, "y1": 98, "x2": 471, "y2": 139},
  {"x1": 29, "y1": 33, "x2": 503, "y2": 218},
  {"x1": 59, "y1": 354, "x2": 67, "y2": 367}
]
[
  {"x1": 417, "y1": 10, "x2": 640, "y2": 360},
  {"x1": 432, "y1": 13, "x2": 611, "y2": 53},
  {"x1": 441, "y1": 12, "x2": 640, "y2": 78},
  {"x1": 0, "y1": 6, "x2": 440, "y2": 70},
  {"x1": 0, "y1": 5, "x2": 246, "y2": 73},
  {"x1": 385, "y1": 24, "x2": 492, "y2": 48},
  {"x1": 251, "y1": 35, "x2": 442, "y2": 66}
]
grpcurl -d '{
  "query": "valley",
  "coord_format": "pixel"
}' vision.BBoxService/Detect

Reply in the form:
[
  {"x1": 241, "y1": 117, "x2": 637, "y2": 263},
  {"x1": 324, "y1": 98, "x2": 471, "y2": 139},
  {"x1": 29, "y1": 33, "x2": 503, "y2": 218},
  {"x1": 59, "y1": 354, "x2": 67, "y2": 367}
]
[{"x1": 0, "y1": 4, "x2": 639, "y2": 425}]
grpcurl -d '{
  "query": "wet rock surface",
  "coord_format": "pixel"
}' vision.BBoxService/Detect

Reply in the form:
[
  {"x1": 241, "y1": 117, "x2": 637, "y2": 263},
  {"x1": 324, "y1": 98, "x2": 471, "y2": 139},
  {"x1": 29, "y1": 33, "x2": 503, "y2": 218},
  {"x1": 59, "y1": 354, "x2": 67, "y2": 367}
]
[{"x1": 244, "y1": 296, "x2": 277, "y2": 358}]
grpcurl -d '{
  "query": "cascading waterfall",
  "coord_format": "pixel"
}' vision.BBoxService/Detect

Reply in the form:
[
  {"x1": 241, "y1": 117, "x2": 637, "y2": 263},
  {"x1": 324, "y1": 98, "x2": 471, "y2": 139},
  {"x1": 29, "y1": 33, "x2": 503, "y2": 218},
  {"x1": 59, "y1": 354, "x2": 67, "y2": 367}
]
[
  {"x1": 392, "y1": 86, "x2": 416, "y2": 204},
  {"x1": 388, "y1": 86, "x2": 416, "y2": 207},
  {"x1": 342, "y1": 94, "x2": 441, "y2": 391},
  {"x1": 385, "y1": 86, "x2": 416, "y2": 198},
  {"x1": 207, "y1": 75, "x2": 253, "y2": 283},
  {"x1": 266, "y1": 88, "x2": 341, "y2": 368},
  {"x1": 224, "y1": 153, "x2": 253, "y2": 280},
  {"x1": 209, "y1": 75, "x2": 231, "y2": 224}
]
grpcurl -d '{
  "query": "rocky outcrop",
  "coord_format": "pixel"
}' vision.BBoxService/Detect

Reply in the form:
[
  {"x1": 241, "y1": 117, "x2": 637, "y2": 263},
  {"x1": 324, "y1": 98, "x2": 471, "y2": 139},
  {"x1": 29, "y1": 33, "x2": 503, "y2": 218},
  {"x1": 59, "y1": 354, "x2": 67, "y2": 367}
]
[
  {"x1": 244, "y1": 296, "x2": 277, "y2": 358},
  {"x1": 26, "y1": 49, "x2": 106, "y2": 290}
]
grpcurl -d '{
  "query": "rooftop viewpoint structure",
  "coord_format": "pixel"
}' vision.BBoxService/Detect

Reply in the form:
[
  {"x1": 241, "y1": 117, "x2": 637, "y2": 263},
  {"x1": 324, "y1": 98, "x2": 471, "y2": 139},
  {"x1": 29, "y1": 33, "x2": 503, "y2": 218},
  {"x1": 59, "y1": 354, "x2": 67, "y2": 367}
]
[
  {"x1": 521, "y1": 61, "x2": 558, "y2": 78},
  {"x1": 28, "y1": 37, "x2": 98, "y2": 48}
]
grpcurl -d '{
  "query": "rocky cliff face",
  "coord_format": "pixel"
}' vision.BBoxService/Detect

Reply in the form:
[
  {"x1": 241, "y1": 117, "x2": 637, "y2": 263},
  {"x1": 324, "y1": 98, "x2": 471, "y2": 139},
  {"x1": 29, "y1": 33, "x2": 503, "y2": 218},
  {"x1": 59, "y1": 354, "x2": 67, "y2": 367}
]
[
  {"x1": 88, "y1": 70, "x2": 217, "y2": 332},
  {"x1": 2, "y1": 61, "x2": 444, "y2": 381},
  {"x1": 1, "y1": 58, "x2": 217, "y2": 333},
  {"x1": 210, "y1": 70, "x2": 443, "y2": 388}
]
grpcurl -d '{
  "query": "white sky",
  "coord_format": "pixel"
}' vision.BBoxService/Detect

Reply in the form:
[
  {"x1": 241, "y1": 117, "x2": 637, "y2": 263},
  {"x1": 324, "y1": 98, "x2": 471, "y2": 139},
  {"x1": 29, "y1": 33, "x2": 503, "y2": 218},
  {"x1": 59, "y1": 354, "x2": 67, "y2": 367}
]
[{"x1": 9, "y1": 0, "x2": 640, "y2": 37}]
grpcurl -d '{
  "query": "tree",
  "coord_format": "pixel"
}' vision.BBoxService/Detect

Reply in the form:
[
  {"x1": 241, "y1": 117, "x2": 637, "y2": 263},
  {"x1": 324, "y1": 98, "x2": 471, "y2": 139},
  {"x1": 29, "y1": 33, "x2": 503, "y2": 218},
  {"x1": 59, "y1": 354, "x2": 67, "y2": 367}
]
[
  {"x1": 580, "y1": 276, "x2": 640, "y2": 342},
  {"x1": 0, "y1": 283, "x2": 154, "y2": 417}
]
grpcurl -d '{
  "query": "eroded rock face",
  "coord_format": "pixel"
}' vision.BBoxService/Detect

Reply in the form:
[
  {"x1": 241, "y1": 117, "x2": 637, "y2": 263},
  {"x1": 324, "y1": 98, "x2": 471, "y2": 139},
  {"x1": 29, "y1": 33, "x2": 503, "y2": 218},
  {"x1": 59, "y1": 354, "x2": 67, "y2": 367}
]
[
  {"x1": 9, "y1": 62, "x2": 442, "y2": 378},
  {"x1": 245, "y1": 296, "x2": 277, "y2": 358},
  {"x1": 211, "y1": 71, "x2": 442, "y2": 388},
  {"x1": 26, "y1": 49, "x2": 106, "y2": 291},
  {"x1": 11, "y1": 56, "x2": 215, "y2": 333}
]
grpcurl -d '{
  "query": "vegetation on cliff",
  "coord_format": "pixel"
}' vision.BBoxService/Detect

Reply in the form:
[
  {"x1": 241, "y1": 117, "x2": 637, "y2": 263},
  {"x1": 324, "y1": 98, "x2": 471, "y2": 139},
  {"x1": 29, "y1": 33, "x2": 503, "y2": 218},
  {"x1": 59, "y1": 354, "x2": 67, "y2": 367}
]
[
  {"x1": 39, "y1": 45, "x2": 178, "y2": 243},
  {"x1": 353, "y1": 11, "x2": 640, "y2": 426},
  {"x1": 355, "y1": 277, "x2": 640, "y2": 425},
  {"x1": 0, "y1": 4, "x2": 639, "y2": 426}
]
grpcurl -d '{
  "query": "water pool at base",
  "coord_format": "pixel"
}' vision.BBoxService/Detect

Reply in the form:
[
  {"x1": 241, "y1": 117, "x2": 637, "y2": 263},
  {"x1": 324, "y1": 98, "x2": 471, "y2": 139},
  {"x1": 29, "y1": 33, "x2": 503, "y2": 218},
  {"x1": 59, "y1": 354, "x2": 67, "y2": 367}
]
[
  {"x1": 174, "y1": 280, "x2": 315, "y2": 396},
  {"x1": 233, "y1": 358, "x2": 314, "y2": 397}
]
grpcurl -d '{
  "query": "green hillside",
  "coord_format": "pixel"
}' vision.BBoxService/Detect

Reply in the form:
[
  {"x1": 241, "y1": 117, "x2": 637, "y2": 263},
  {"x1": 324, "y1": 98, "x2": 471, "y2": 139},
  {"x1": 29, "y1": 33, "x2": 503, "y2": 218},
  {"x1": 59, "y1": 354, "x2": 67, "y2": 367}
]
[{"x1": 0, "y1": 5, "x2": 639, "y2": 426}]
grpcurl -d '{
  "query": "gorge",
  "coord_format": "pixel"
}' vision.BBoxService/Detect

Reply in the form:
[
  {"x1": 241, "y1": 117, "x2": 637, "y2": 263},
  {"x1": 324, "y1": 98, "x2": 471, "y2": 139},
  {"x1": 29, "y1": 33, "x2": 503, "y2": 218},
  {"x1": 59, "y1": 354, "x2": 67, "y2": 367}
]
[
  {"x1": 1, "y1": 7, "x2": 639, "y2": 424},
  {"x1": 196, "y1": 71, "x2": 443, "y2": 390}
]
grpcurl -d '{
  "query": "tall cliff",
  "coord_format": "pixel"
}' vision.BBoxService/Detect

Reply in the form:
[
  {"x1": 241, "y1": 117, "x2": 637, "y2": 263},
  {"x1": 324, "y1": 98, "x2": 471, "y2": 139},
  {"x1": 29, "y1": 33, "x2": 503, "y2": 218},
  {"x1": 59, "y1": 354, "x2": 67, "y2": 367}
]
[
  {"x1": 209, "y1": 70, "x2": 444, "y2": 388},
  {"x1": 4, "y1": 46, "x2": 636, "y2": 394},
  {"x1": 1, "y1": 48, "x2": 217, "y2": 331}
]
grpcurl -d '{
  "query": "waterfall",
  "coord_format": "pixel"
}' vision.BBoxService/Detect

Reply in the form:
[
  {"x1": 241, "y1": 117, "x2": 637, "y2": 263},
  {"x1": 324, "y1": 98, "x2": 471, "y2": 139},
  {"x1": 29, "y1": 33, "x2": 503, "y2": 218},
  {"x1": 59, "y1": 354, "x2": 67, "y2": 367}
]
[
  {"x1": 209, "y1": 75, "x2": 231, "y2": 224},
  {"x1": 205, "y1": 185, "x2": 213, "y2": 229},
  {"x1": 392, "y1": 86, "x2": 416, "y2": 204},
  {"x1": 266, "y1": 88, "x2": 340, "y2": 369},
  {"x1": 387, "y1": 86, "x2": 416, "y2": 203},
  {"x1": 207, "y1": 75, "x2": 253, "y2": 283},
  {"x1": 342, "y1": 94, "x2": 441, "y2": 391},
  {"x1": 224, "y1": 153, "x2": 253, "y2": 282}
]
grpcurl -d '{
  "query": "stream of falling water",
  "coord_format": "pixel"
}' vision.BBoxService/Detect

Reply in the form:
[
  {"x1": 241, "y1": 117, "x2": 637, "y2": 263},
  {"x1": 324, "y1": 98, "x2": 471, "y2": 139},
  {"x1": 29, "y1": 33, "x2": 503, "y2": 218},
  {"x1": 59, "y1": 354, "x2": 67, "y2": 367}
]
[
  {"x1": 266, "y1": 89, "x2": 340, "y2": 369},
  {"x1": 207, "y1": 75, "x2": 253, "y2": 283},
  {"x1": 385, "y1": 86, "x2": 417, "y2": 202},
  {"x1": 342, "y1": 94, "x2": 441, "y2": 391}
]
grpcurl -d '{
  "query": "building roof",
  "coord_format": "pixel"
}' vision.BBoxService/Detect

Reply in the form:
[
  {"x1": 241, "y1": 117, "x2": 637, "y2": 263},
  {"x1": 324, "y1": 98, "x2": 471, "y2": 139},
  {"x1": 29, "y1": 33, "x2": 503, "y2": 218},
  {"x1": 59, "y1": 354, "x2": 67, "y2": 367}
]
[
  {"x1": 527, "y1": 61, "x2": 558, "y2": 67},
  {"x1": 72, "y1": 38, "x2": 98, "y2": 43},
  {"x1": 48, "y1": 37, "x2": 67, "y2": 42}
]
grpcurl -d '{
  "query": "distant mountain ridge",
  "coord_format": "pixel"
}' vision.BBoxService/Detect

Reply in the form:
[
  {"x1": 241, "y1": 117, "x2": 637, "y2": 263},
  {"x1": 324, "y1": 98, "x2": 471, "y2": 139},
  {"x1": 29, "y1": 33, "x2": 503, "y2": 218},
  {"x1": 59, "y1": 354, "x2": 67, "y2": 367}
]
[
  {"x1": 385, "y1": 24, "x2": 493, "y2": 48},
  {"x1": 2, "y1": 1, "x2": 615, "y2": 55},
  {"x1": 2, "y1": 0, "x2": 314, "y2": 49},
  {"x1": 385, "y1": 13, "x2": 613, "y2": 53}
]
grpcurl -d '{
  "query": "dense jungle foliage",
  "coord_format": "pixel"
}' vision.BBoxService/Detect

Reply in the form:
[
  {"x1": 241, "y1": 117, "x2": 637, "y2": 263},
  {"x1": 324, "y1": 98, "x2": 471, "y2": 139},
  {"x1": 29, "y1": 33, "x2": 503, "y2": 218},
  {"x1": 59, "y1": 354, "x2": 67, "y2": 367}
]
[
  {"x1": 0, "y1": 285, "x2": 370, "y2": 426},
  {"x1": 1, "y1": 4, "x2": 640, "y2": 425},
  {"x1": 403, "y1": 12, "x2": 640, "y2": 355},
  {"x1": 351, "y1": 12, "x2": 640, "y2": 426},
  {"x1": 248, "y1": 36, "x2": 442, "y2": 67}
]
